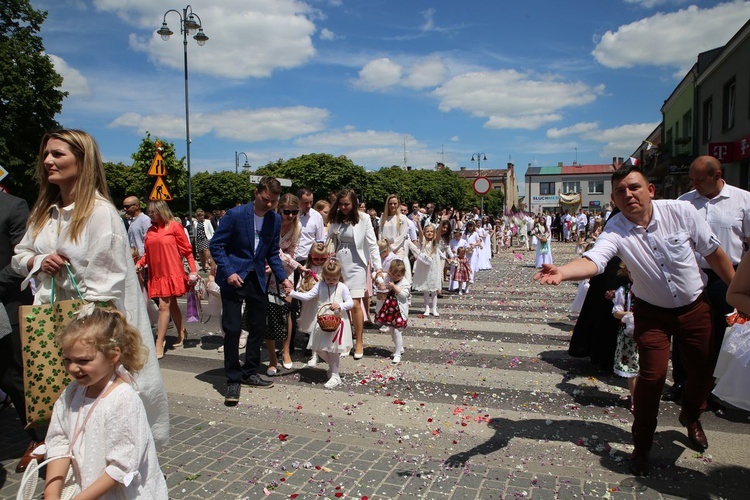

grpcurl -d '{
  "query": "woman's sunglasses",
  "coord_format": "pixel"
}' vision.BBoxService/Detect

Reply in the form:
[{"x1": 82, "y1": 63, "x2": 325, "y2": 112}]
[{"x1": 283, "y1": 209, "x2": 300, "y2": 215}]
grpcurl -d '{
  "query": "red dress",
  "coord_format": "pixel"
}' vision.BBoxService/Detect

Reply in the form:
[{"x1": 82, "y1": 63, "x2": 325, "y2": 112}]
[{"x1": 137, "y1": 222, "x2": 197, "y2": 298}]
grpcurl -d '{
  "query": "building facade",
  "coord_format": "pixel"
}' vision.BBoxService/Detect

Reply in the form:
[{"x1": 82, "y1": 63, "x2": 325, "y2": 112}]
[
  {"x1": 524, "y1": 162, "x2": 616, "y2": 214},
  {"x1": 456, "y1": 162, "x2": 519, "y2": 212}
]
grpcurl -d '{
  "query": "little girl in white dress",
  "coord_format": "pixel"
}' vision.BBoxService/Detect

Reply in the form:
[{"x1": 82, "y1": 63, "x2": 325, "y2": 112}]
[
  {"x1": 43, "y1": 307, "x2": 168, "y2": 499},
  {"x1": 406, "y1": 224, "x2": 445, "y2": 316},
  {"x1": 289, "y1": 258, "x2": 353, "y2": 389}
]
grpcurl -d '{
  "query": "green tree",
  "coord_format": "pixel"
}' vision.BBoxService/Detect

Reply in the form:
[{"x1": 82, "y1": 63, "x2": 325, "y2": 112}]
[
  {"x1": 193, "y1": 171, "x2": 254, "y2": 211},
  {"x1": 256, "y1": 153, "x2": 368, "y2": 202},
  {"x1": 0, "y1": 0, "x2": 66, "y2": 201},
  {"x1": 128, "y1": 134, "x2": 188, "y2": 213},
  {"x1": 365, "y1": 166, "x2": 412, "y2": 210}
]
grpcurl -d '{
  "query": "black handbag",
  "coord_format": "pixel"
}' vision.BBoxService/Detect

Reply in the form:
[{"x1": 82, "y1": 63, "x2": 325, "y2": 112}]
[{"x1": 266, "y1": 277, "x2": 289, "y2": 341}]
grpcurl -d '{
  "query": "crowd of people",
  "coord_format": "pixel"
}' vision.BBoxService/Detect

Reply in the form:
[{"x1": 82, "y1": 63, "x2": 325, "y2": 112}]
[{"x1": 1, "y1": 127, "x2": 749, "y2": 496}]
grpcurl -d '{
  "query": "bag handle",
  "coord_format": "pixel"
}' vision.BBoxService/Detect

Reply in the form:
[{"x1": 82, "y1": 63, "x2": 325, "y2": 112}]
[
  {"x1": 317, "y1": 303, "x2": 340, "y2": 317},
  {"x1": 16, "y1": 455, "x2": 75, "y2": 500},
  {"x1": 50, "y1": 263, "x2": 84, "y2": 304}
]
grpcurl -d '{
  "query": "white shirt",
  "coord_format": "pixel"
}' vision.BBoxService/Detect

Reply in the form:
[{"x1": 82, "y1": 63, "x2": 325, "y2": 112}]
[
  {"x1": 406, "y1": 217, "x2": 418, "y2": 242},
  {"x1": 295, "y1": 208, "x2": 325, "y2": 261},
  {"x1": 583, "y1": 200, "x2": 720, "y2": 309},
  {"x1": 678, "y1": 182, "x2": 750, "y2": 267}
]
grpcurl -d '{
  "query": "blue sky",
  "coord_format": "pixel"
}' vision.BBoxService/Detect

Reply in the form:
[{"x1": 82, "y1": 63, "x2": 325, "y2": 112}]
[{"x1": 37, "y1": 0, "x2": 750, "y2": 192}]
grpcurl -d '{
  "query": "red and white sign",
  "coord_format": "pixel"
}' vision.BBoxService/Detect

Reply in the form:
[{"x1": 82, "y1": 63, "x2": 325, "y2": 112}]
[{"x1": 473, "y1": 176, "x2": 492, "y2": 195}]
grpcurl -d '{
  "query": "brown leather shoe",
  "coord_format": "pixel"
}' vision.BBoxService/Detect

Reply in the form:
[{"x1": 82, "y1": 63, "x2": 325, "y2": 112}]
[
  {"x1": 679, "y1": 415, "x2": 708, "y2": 451},
  {"x1": 15, "y1": 440, "x2": 44, "y2": 474},
  {"x1": 629, "y1": 449, "x2": 650, "y2": 476}
]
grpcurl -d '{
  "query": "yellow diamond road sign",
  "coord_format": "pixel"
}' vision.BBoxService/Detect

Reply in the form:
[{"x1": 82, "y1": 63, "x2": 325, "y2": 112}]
[{"x1": 0, "y1": 165, "x2": 8, "y2": 182}]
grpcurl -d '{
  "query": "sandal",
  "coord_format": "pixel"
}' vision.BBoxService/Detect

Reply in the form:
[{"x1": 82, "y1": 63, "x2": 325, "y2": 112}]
[{"x1": 173, "y1": 328, "x2": 188, "y2": 348}]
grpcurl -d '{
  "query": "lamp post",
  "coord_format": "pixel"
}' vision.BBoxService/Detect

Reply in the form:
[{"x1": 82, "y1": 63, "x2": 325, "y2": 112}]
[
  {"x1": 471, "y1": 153, "x2": 487, "y2": 216},
  {"x1": 235, "y1": 151, "x2": 250, "y2": 174},
  {"x1": 156, "y1": 5, "x2": 208, "y2": 220}
]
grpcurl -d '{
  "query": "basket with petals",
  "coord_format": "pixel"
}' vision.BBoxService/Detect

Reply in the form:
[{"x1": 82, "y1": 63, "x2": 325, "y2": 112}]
[{"x1": 317, "y1": 303, "x2": 342, "y2": 332}]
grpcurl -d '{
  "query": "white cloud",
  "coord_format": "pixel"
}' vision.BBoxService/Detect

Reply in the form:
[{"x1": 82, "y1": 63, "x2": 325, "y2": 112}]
[
  {"x1": 593, "y1": 2, "x2": 750, "y2": 75},
  {"x1": 547, "y1": 122, "x2": 599, "y2": 139},
  {"x1": 433, "y1": 70, "x2": 602, "y2": 130},
  {"x1": 623, "y1": 0, "x2": 688, "y2": 8},
  {"x1": 95, "y1": 0, "x2": 317, "y2": 79},
  {"x1": 296, "y1": 129, "x2": 419, "y2": 148},
  {"x1": 450, "y1": 136, "x2": 460, "y2": 142},
  {"x1": 586, "y1": 122, "x2": 660, "y2": 159},
  {"x1": 403, "y1": 57, "x2": 449, "y2": 89},
  {"x1": 421, "y1": 8, "x2": 437, "y2": 31},
  {"x1": 354, "y1": 58, "x2": 403, "y2": 90},
  {"x1": 48, "y1": 54, "x2": 91, "y2": 97},
  {"x1": 109, "y1": 106, "x2": 329, "y2": 142},
  {"x1": 320, "y1": 28, "x2": 338, "y2": 40}
]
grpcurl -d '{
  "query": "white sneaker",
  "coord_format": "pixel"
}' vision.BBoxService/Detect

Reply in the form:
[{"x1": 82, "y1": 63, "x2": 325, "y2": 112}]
[
  {"x1": 379, "y1": 325, "x2": 388, "y2": 333},
  {"x1": 324, "y1": 374, "x2": 342, "y2": 389},
  {"x1": 238, "y1": 331, "x2": 249, "y2": 349},
  {"x1": 217, "y1": 345, "x2": 224, "y2": 353},
  {"x1": 392, "y1": 354, "x2": 401, "y2": 364},
  {"x1": 458, "y1": 291, "x2": 463, "y2": 296},
  {"x1": 307, "y1": 353, "x2": 319, "y2": 367},
  {"x1": 432, "y1": 310, "x2": 439, "y2": 317},
  {"x1": 424, "y1": 307, "x2": 431, "y2": 316}
]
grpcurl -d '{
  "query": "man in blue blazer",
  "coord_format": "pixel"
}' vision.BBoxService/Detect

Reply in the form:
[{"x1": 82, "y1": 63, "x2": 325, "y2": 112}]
[{"x1": 210, "y1": 177, "x2": 293, "y2": 405}]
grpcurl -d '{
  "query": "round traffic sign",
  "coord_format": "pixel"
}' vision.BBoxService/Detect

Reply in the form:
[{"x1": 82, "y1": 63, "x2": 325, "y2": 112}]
[{"x1": 473, "y1": 176, "x2": 492, "y2": 195}]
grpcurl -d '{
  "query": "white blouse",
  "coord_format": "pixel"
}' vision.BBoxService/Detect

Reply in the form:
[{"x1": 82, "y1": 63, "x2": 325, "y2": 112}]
[{"x1": 11, "y1": 196, "x2": 170, "y2": 447}]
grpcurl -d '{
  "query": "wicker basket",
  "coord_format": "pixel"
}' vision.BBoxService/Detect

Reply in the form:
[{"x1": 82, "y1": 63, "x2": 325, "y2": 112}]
[{"x1": 317, "y1": 303, "x2": 342, "y2": 332}]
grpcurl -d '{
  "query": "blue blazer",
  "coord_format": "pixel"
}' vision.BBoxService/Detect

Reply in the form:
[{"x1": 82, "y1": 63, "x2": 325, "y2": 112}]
[{"x1": 209, "y1": 203, "x2": 287, "y2": 294}]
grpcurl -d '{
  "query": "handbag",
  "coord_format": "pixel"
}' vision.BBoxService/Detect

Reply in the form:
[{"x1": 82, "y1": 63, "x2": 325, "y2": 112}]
[
  {"x1": 203, "y1": 280, "x2": 222, "y2": 317},
  {"x1": 266, "y1": 277, "x2": 289, "y2": 341},
  {"x1": 376, "y1": 292, "x2": 407, "y2": 328},
  {"x1": 18, "y1": 264, "x2": 84, "y2": 429},
  {"x1": 186, "y1": 285, "x2": 201, "y2": 323}
]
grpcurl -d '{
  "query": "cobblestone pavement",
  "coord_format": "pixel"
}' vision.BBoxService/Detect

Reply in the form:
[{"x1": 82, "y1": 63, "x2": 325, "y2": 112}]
[{"x1": 2, "y1": 242, "x2": 749, "y2": 499}]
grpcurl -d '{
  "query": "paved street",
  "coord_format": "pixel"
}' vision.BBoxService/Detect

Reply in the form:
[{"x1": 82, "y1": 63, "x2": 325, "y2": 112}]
[{"x1": 2, "y1": 242, "x2": 749, "y2": 499}]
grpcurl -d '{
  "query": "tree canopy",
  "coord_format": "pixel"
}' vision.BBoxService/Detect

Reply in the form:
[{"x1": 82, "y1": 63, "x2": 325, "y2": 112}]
[{"x1": 0, "y1": 0, "x2": 66, "y2": 201}]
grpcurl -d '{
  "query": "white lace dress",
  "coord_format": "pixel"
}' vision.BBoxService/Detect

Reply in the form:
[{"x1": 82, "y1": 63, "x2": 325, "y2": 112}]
[
  {"x1": 290, "y1": 282, "x2": 354, "y2": 354},
  {"x1": 45, "y1": 382, "x2": 168, "y2": 499}
]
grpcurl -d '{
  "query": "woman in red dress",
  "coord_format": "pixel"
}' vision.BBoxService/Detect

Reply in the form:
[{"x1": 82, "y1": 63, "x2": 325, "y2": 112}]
[{"x1": 136, "y1": 200, "x2": 198, "y2": 358}]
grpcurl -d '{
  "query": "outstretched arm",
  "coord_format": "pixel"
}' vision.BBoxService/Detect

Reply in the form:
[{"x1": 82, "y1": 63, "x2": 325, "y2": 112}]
[{"x1": 533, "y1": 258, "x2": 598, "y2": 285}]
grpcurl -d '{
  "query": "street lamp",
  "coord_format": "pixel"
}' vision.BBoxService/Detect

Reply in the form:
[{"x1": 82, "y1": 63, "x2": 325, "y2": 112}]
[
  {"x1": 235, "y1": 151, "x2": 250, "y2": 174},
  {"x1": 471, "y1": 153, "x2": 488, "y2": 216},
  {"x1": 470, "y1": 153, "x2": 487, "y2": 175},
  {"x1": 156, "y1": 5, "x2": 208, "y2": 220}
]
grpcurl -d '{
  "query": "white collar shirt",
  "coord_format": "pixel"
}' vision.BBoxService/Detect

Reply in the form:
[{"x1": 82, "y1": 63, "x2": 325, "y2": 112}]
[
  {"x1": 295, "y1": 208, "x2": 325, "y2": 261},
  {"x1": 678, "y1": 182, "x2": 750, "y2": 267},
  {"x1": 583, "y1": 199, "x2": 720, "y2": 309}
]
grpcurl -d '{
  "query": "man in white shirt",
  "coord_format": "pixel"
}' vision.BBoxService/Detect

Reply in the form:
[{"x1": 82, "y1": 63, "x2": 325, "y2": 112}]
[
  {"x1": 401, "y1": 204, "x2": 419, "y2": 243},
  {"x1": 294, "y1": 187, "x2": 324, "y2": 263},
  {"x1": 669, "y1": 156, "x2": 750, "y2": 403},
  {"x1": 534, "y1": 166, "x2": 735, "y2": 476},
  {"x1": 291, "y1": 188, "x2": 325, "y2": 344}
]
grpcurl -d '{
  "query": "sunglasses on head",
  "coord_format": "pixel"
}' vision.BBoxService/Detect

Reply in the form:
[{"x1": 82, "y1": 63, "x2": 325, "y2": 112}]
[{"x1": 283, "y1": 209, "x2": 299, "y2": 215}]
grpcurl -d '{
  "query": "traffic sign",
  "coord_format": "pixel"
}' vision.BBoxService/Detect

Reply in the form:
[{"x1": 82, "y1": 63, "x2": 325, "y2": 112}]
[
  {"x1": 0, "y1": 165, "x2": 8, "y2": 182},
  {"x1": 148, "y1": 152, "x2": 167, "y2": 177},
  {"x1": 249, "y1": 175, "x2": 293, "y2": 187},
  {"x1": 149, "y1": 177, "x2": 173, "y2": 201},
  {"x1": 473, "y1": 176, "x2": 492, "y2": 195}
]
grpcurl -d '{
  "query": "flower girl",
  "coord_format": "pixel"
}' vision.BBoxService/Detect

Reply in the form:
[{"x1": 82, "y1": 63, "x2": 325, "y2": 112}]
[
  {"x1": 375, "y1": 259, "x2": 410, "y2": 363},
  {"x1": 289, "y1": 258, "x2": 353, "y2": 389},
  {"x1": 406, "y1": 224, "x2": 445, "y2": 316},
  {"x1": 43, "y1": 307, "x2": 168, "y2": 499}
]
